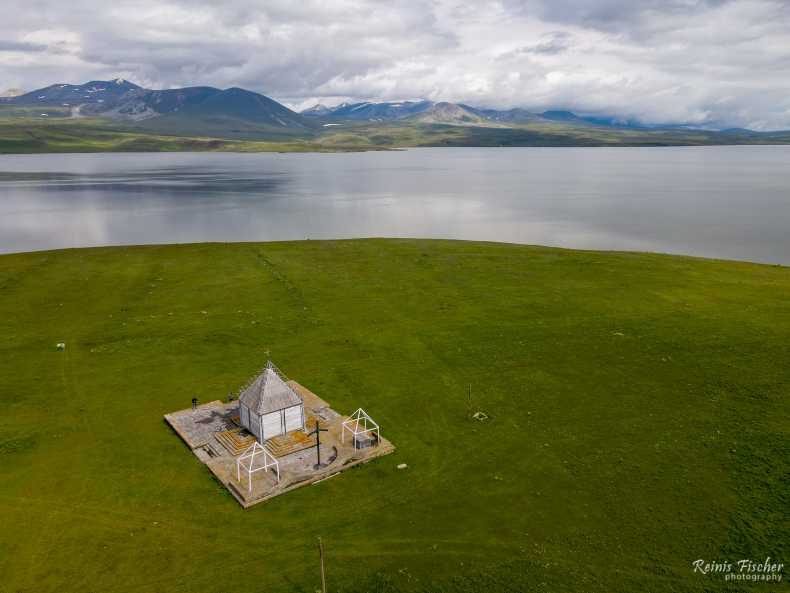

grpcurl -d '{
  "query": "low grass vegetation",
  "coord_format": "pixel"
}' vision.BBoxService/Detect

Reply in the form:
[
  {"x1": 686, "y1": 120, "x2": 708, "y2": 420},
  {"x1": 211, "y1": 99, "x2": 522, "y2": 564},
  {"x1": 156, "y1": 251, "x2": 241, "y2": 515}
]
[
  {"x1": 0, "y1": 117, "x2": 331, "y2": 154},
  {"x1": 4, "y1": 112, "x2": 790, "y2": 154},
  {"x1": 0, "y1": 239, "x2": 788, "y2": 592},
  {"x1": 313, "y1": 121, "x2": 781, "y2": 148}
]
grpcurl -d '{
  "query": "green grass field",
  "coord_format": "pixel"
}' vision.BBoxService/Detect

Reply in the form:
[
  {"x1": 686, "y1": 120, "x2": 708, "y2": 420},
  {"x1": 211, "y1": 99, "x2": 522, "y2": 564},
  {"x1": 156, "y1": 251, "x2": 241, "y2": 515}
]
[
  {"x1": 0, "y1": 240, "x2": 788, "y2": 592},
  {"x1": 4, "y1": 111, "x2": 790, "y2": 154},
  {"x1": 0, "y1": 117, "x2": 338, "y2": 154}
]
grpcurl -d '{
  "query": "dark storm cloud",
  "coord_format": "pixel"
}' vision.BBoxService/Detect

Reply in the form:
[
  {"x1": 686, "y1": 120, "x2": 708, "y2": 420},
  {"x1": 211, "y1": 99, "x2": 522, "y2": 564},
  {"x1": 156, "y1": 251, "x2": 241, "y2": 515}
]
[
  {"x1": 507, "y1": 0, "x2": 734, "y2": 31},
  {"x1": 0, "y1": 40, "x2": 47, "y2": 52},
  {"x1": 504, "y1": 32, "x2": 573, "y2": 56},
  {"x1": 2, "y1": 0, "x2": 790, "y2": 129}
]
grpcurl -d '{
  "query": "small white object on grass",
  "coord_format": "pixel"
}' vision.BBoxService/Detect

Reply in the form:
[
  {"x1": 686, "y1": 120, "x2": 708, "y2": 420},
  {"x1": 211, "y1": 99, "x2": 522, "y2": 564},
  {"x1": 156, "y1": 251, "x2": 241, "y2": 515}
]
[
  {"x1": 397, "y1": 463, "x2": 408, "y2": 470},
  {"x1": 56, "y1": 343, "x2": 65, "y2": 351}
]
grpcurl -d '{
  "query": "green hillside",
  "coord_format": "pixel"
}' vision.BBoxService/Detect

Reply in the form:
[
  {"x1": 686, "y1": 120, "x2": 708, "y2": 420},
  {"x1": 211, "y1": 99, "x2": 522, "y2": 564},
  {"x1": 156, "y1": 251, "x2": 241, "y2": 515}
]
[
  {"x1": 314, "y1": 120, "x2": 790, "y2": 148},
  {"x1": 4, "y1": 108, "x2": 790, "y2": 153},
  {"x1": 0, "y1": 240, "x2": 787, "y2": 592},
  {"x1": 0, "y1": 116, "x2": 335, "y2": 154}
]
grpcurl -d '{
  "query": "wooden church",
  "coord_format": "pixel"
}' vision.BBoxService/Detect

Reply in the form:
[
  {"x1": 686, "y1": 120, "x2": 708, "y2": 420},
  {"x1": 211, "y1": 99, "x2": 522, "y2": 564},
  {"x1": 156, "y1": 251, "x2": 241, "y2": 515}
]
[{"x1": 238, "y1": 361, "x2": 306, "y2": 442}]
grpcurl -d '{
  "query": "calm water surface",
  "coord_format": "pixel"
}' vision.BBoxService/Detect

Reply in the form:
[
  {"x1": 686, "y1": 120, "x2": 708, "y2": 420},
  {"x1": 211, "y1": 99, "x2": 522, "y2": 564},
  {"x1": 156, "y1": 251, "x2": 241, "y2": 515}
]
[{"x1": 1, "y1": 147, "x2": 789, "y2": 264}]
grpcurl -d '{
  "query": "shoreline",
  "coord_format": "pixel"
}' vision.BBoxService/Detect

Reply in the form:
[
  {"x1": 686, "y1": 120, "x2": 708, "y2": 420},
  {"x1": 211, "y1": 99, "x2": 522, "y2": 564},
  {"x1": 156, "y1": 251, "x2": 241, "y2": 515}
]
[{"x1": 0, "y1": 238, "x2": 786, "y2": 268}]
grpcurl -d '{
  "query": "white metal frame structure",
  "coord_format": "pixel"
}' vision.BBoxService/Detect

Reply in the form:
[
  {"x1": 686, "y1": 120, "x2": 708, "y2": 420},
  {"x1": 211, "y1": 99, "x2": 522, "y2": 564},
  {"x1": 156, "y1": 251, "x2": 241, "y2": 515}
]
[
  {"x1": 236, "y1": 442, "x2": 280, "y2": 493},
  {"x1": 342, "y1": 408, "x2": 381, "y2": 449}
]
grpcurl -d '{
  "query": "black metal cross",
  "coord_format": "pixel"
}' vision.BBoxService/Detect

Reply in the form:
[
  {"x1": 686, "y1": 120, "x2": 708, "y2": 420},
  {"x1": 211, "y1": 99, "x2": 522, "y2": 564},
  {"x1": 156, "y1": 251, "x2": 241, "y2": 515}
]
[{"x1": 307, "y1": 418, "x2": 328, "y2": 469}]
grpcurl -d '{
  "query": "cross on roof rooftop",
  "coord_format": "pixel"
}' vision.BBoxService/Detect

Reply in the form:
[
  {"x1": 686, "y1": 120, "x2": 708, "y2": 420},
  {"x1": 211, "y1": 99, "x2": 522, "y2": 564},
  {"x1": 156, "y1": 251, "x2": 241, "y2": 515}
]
[{"x1": 238, "y1": 361, "x2": 302, "y2": 415}]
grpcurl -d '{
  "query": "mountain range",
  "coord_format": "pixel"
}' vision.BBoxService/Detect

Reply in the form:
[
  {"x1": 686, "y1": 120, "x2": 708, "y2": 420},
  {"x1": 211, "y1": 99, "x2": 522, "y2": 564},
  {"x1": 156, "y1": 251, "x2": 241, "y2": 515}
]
[
  {"x1": 0, "y1": 78, "x2": 688, "y2": 132},
  {"x1": 3, "y1": 78, "x2": 790, "y2": 151},
  {"x1": 1, "y1": 79, "x2": 312, "y2": 138},
  {"x1": 301, "y1": 99, "x2": 655, "y2": 128}
]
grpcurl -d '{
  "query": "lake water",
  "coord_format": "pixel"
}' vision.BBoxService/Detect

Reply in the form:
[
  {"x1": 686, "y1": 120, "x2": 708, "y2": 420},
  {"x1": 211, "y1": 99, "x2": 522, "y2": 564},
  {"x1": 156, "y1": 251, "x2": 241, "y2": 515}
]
[{"x1": 1, "y1": 147, "x2": 789, "y2": 264}]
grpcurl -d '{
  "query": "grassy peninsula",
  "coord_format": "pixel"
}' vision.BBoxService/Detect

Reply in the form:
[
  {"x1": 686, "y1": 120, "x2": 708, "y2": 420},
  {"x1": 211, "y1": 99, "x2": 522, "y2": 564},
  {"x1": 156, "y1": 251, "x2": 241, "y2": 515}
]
[{"x1": 0, "y1": 239, "x2": 787, "y2": 592}]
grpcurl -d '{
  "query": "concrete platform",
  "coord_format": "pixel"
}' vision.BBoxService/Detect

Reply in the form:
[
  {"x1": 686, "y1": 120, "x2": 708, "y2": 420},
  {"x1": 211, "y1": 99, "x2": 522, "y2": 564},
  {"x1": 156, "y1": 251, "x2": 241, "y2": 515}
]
[{"x1": 164, "y1": 381, "x2": 395, "y2": 508}]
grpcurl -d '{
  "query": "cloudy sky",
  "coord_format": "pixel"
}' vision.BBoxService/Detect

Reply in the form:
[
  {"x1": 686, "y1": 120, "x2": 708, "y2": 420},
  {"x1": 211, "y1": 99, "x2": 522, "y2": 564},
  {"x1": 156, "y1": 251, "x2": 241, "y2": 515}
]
[{"x1": 2, "y1": 0, "x2": 790, "y2": 129}]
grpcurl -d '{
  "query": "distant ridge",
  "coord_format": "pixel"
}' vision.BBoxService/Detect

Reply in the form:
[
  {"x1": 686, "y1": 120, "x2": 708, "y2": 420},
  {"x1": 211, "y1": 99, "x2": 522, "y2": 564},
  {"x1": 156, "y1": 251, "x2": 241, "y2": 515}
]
[
  {"x1": 6, "y1": 79, "x2": 141, "y2": 107},
  {"x1": 301, "y1": 103, "x2": 332, "y2": 116},
  {"x1": 6, "y1": 78, "x2": 655, "y2": 131},
  {"x1": 4, "y1": 78, "x2": 787, "y2": 148},
  {"x1": 1, "y1": 79, "x2": 313, "y2": 135},
  {"x1": 406, "y1": 102, "x2": 487, "y2": 125},
  {"x1": 314, "y1": 100, "x2": 435, "y2": 121},
  {"x1": 299, "y1": 99, "x2": 671, "y2": 130}
]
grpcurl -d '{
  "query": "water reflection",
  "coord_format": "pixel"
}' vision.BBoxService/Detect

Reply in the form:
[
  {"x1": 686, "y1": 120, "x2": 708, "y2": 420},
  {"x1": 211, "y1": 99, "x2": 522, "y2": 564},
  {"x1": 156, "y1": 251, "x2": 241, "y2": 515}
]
[
  {"x1": 0, "y1": 148, "x2": 788, "y2": 264},
  {"x1": 0, "y1": 168, "x2": 289, "y2": 193}
]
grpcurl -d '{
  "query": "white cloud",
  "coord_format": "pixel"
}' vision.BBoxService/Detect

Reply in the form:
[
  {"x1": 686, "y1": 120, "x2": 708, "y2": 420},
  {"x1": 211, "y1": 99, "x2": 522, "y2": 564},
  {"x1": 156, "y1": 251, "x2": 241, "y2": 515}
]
[{"x1": 2, "y1": 0, "x2": 790, "y2": 129}]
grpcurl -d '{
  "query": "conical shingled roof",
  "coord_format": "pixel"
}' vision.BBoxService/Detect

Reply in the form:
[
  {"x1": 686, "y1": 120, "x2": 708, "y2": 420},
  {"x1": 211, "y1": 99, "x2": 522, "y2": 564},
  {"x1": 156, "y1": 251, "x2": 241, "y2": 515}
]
[{"x1": 239, "y1": 361, "x2": 303, "y2": 415}]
